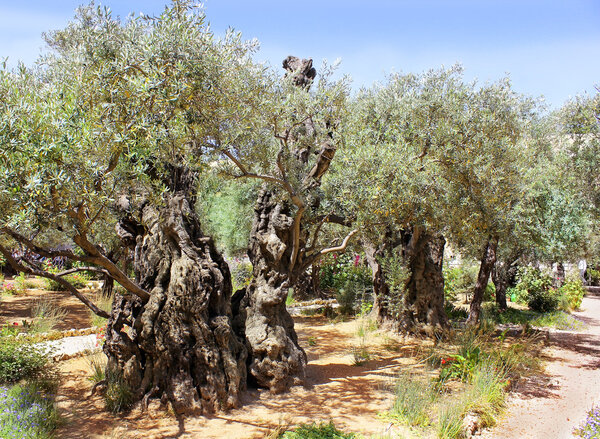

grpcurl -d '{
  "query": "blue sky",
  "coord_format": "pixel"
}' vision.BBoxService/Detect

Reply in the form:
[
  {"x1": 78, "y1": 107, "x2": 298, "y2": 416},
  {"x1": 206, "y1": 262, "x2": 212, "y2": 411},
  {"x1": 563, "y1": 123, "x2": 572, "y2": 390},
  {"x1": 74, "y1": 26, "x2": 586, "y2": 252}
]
[{"x1": 1, "y1": 0, "x2": 599, "y2": 109}]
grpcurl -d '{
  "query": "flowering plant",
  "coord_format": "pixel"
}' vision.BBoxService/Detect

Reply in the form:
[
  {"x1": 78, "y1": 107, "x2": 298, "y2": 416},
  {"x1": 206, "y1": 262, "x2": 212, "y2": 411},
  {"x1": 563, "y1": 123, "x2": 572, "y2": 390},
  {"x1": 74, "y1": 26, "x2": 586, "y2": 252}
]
[
  {"x1": 95, "y1": 326, "x2": 106, "y2": 347},
  {"x1": 574, "y1": 405, "x2": 600, "y2": 438}
]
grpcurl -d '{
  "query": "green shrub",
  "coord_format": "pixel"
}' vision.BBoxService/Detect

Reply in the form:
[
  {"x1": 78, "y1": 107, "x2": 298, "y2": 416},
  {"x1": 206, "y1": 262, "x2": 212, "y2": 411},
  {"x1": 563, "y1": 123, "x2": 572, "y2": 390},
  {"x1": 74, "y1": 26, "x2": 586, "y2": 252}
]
[
  {"x1": 2, "y1": 279, "x2": 25, "y2": 295},
  {"x1": 319, "y1": 253, "x2": 372, "y2": 311},
  {"x1": 44, "y1": 272, "x2": 89, "y2": 291},
  {"x1": 558, "y1": 277, "x2": 585, "y2": 310},
  {"x1": 0, "y1": 382, "x2": 60, "y2": 439},
  {"x1": 0, "y1": 337, "x2": 49, "y2": 383},
  {"x1": 279, "y1": 421, "x2": 356, "y2": 439},
  {"x1": 511, "y1": 267, "x2": 559, "y2": 313}
]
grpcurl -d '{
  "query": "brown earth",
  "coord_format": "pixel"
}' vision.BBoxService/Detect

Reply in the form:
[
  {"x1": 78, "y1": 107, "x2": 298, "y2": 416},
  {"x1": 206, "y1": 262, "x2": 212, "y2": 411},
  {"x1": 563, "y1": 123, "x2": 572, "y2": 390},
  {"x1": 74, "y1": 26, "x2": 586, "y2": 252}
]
[
  {"x1": 4, "y1": 280, "x2": 600, "y2": 438},
  {"x1": 54, "y1": 316, "x2": 423, "y2": 439},
  {"x1": 0, "y1": 277, "x2": 98, "y2": 330}
]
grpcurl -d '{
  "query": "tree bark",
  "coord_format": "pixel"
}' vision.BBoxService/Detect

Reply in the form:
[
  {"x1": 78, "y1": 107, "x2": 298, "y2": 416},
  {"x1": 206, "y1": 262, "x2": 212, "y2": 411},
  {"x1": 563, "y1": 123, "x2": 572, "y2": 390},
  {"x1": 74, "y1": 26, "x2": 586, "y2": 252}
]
[
  {"x1": 467, "y1": 237, "x2": 499, "y2": 325},
  {"x1": 362, "y1": 238, "x2": 393, "y2": 324},
  {"x1": 556, "y1": 262, "x2": 565, "y2": 287},
  {"x1": 491, "y1": 253, "x2": 520, "y2": 310},
  {"x1": 234, "y1": 189, "x2": 307, "y2": 393},
  {"x1": 399, "y1": 229, "x2": 448, "y2": 335},
  {"x1": 104, "y1": 191, "x2": 246, "y2": 414}
]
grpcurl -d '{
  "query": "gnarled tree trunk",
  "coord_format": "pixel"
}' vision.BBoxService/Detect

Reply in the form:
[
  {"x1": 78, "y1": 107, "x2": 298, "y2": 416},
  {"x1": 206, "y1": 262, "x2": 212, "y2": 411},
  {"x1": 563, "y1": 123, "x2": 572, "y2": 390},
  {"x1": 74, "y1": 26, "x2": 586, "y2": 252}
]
[
  {"x1": 491, "y1": 253, "x2": 520, "y2": 310},
  {"x1": 467, "y1": 236, "x2": 499, "y2": 325},
  {"x1": 362, "y1": 236, "x2": 394, "y2": 325},
  {"x1": 399, "y1": 229, "x2": 448, "y2": 335},
  {"x1": 234, "y1": 189, "x2": 307, "y2": 393},
  {"x1": 104, "y1": 190, "x2": 246, "y2": 414}
]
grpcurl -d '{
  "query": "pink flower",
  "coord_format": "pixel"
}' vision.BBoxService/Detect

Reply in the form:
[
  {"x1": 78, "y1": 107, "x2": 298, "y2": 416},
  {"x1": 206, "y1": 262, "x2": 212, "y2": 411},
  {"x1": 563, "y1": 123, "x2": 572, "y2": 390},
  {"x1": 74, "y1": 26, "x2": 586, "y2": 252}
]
[
  {"x1": 354, "y1": 254, "x2": 360, "y2": 267},
  {"x1": 13, "y1": 322, "x2": 18, "y2": 326}
]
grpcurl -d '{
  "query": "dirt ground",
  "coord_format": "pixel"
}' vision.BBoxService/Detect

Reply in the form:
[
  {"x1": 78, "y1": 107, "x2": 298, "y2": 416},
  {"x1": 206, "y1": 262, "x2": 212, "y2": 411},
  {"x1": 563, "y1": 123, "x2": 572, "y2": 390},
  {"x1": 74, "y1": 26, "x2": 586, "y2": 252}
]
[
  {"x1": 0, "y1": 278, "x2": 97, "y2": 330},
  {"x1": 54, "y1": 316, "x2": 422, "y2": 439},
  {"x1": 4, "y1": 282, "x2": 600, "y2": 438}
]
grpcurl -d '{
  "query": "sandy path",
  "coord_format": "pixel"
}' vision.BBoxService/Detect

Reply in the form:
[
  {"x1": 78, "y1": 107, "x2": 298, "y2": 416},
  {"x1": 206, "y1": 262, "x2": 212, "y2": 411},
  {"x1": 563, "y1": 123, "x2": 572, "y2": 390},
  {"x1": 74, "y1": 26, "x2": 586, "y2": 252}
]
[{"x1": 481, "y1": 291, "x2": 600, "y2": 439}]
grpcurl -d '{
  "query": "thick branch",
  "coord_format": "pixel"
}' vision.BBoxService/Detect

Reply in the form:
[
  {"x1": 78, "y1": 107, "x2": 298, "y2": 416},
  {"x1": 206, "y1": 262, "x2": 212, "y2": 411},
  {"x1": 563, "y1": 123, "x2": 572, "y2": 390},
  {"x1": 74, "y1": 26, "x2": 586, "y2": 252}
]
[
  {"x1": 73, "y1": 233, "x2": 150, "y2": 301},
  {"x1": 1, "y1": 227, "x2": 150, "y2": 302},
  {"x1": 0, "y1": 244, "x2": 109, "y2": 319}
]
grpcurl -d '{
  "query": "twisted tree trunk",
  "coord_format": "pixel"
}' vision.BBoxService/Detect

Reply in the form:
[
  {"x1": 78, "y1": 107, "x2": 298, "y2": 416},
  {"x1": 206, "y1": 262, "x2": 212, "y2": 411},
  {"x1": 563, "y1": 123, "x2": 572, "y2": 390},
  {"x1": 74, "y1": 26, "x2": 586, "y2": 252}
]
[
  {"x1": 104, "y1": 190, "x2": 246, "y2": 414},
  {"x1": 492, "y1": 253, "x2": 520, "y2": 310},
  {"x1": 467, "y1": 236, "x2": 499, "y2": 325},
  {"x1": 399, "y1": 229, "x2": 448, "y2": 335},
  {"x1": 234, "y1": 189, "x2": 307, "y2": 393},
  {"x1": 362, "y1": 237, "x2": 393, "y2": 325}
]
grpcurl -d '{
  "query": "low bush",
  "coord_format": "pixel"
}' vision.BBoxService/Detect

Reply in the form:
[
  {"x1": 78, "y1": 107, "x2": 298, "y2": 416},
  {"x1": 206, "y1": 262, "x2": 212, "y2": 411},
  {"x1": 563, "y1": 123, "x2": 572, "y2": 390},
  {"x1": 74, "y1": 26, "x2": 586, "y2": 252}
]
[
  {"x1": 44, "y1": 272, "x2": 89, "y2": 291},
  {"x1": 2, "y1": 280, "x2": 25, "y2": 296},
  {"x1": 558, "y1": 277, "x2": 585, "y2": 311},
  {"x1": 0, "y1": 337, "x2": 49, "y2": 383},
  {"x1": 510, "y1": 267, "x2": 559, "y2": 313},
  {"x1": 573, "y1": 405, "x2": 600, "y2": 438},
  {"x1": 279, "y1": 421, "x2": 357, "y2": 439}
]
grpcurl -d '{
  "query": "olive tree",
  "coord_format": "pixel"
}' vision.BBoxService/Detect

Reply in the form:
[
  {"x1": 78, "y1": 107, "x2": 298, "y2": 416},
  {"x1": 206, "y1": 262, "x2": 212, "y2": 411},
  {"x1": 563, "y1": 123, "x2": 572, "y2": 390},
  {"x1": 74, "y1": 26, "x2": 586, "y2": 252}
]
[{"x1": 0, "y1": 2, "x2": 272, "y2": 413}]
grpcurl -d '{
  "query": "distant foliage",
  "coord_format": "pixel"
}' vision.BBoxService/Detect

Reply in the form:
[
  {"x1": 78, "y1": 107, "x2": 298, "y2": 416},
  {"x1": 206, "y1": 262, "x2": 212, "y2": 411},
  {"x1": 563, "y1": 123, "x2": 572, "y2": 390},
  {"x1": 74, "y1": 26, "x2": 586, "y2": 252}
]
[
  {"x1": 319, "y1": 253, "x2": 371, "y2": 315},
  {"x1": 444, "y1": 263, "x2": 496, "y2": 303},
  {"x1": 511, "y1": 267, "x2": 559, "y2": 313}
]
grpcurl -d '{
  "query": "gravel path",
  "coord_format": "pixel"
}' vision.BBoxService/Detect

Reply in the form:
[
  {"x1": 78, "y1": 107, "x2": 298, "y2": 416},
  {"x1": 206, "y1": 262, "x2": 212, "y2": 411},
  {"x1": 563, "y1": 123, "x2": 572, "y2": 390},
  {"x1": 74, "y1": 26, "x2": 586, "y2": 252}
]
[{"x1": 480, "y1": 290, "x2": 600, "y2": 439}]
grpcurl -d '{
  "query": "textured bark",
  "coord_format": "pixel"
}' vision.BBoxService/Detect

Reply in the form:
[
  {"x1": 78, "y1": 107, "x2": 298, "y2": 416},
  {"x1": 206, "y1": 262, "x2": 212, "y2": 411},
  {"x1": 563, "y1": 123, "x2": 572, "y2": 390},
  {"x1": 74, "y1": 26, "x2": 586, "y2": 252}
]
[
  {"x1": 492, "y1": 254, "x2": 520, "y2": 310},
  {"x1": 232, "y1": 56, "x2": 346, "y2": 392},
  {"x1": 467, "y1": 237, "x2": 499, "y2": 325},
  {"x1": 293, "y1": 269, "x2": 318, "y2": 301},
  {"x1": 556, "y1": 262, "x2": 566, "y2": 287},
  {"x1": 362, "y1": 238, "x2": 393, "y2": 324},
  {"x1": 104, "y1": 191, "x2": 246, "y2": 414},
  {"x1": 234, "y1": 189, "x2": 307, "y2": 393},
  {"x1": 399, "y1": 229, "x2": 448, "y2": 335}
]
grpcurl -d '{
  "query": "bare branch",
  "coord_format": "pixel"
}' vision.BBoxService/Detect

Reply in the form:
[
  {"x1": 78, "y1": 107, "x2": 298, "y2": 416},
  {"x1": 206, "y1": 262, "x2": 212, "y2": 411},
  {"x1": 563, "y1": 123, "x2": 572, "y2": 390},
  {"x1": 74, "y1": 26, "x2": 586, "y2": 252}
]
[
  {"x1": 319, "y1": 229, "x2": 358, "y2": 256},
  {"x1": 1, "y1": 228, "x2": 92, "y2": 263},
  {"x1": 55, "y1": 266, "x2": 111, "y2": 277}
]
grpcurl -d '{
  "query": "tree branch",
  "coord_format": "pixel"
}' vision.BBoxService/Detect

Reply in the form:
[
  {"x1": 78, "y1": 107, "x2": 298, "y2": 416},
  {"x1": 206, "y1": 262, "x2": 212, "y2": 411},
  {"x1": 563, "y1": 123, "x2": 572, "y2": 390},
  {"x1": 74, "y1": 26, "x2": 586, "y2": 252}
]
[
  {"x1": 319, "y1": 229, "x2": 358, "y2": 256},
  {"x1": 0, "y1": 244, "x2": 110, "y2": 319}
]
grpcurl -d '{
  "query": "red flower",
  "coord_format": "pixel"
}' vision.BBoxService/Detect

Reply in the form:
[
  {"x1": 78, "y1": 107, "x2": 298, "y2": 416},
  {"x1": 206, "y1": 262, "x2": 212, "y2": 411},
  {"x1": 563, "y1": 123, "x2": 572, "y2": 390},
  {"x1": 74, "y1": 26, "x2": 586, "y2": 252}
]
[
  {"x1": 13, "y1": 322, "x2": 18, "y2": 326},
  {"x1": 441, "y1": 358, "x2": 447, "y2": 365}
]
